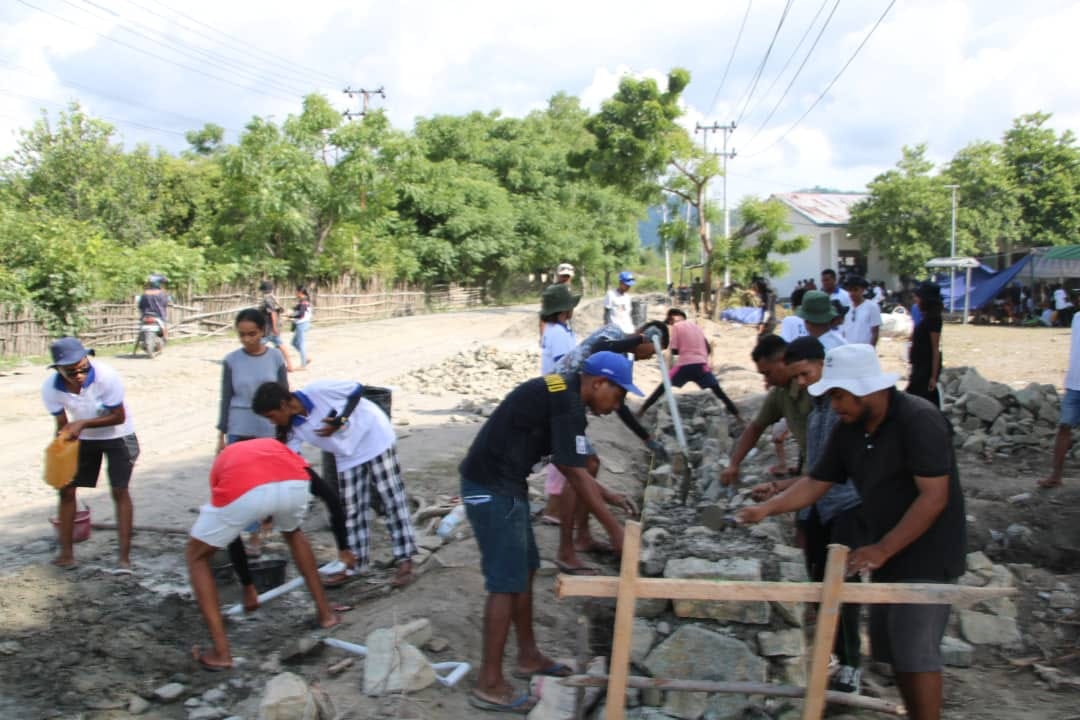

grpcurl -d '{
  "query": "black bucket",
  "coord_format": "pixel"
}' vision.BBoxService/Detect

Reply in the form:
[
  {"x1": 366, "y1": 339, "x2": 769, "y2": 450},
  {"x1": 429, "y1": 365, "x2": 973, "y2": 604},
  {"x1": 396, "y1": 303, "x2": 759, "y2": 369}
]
[
  {"x1": 248, "y1": 559, "x2": 287, "y2": 593},
  {"x1": 361, "y1": 385, "x2": 392, "y2": 419},
  {"x1": 631, "y1": 298, "x2": 648, "y2": 327}
]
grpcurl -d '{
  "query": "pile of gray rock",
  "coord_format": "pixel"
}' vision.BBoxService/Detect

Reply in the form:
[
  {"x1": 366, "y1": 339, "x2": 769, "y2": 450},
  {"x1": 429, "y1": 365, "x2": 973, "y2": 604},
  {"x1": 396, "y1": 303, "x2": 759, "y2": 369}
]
[
  {"x1": 591, "y1": 390, "x2": 1030, "y2": 720},
  {"x1": 939, "y1": 366, "x2": 1068, "y2": 456}
]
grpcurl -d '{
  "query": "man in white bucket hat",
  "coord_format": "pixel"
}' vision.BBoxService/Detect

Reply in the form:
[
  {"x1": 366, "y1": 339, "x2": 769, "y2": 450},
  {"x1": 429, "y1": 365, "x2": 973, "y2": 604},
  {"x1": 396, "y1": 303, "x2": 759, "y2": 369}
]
[{"x1": 737, "y1": 344, "x2": 965, "y2": 720}]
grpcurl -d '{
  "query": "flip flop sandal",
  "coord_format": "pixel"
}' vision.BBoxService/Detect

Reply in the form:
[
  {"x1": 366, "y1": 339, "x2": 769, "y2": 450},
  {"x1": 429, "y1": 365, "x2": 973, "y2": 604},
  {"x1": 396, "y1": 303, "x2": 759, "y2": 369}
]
[
  {"x1": 467, "y1": 691, "x2": 538, "y2": 715},
  {"x1": 322, "y1": 570, "x2": 357, "y2": 588},
  {"x1": 511, "y1": 661, "x2": 574, "y2": 680},
  {"x1": 554, "y1": 560, "x2": 601, "y2": 576}
]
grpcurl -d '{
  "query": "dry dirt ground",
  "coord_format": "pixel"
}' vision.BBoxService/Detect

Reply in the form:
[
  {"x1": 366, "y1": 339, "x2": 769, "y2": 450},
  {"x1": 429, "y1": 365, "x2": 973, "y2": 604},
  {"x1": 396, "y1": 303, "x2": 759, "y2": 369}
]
[{"x1": 0, "y1": 300, "x2": 1078, "y2": 719}]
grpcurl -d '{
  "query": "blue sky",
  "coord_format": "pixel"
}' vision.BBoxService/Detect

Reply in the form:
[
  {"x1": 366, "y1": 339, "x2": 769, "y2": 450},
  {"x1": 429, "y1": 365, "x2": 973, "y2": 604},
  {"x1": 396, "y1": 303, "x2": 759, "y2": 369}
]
[{"x1": 2, "y1": 0, "x2": 1078, "y2": 208}]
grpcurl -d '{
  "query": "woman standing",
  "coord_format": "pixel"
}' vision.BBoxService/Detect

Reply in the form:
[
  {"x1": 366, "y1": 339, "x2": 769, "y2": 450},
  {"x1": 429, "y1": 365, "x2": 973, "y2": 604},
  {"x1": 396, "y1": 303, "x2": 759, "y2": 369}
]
[
  {"x1": 907, "y1": 281, "x2": 944, "y2": 407},
  {"x1": 290, "y1": 287, "x2": 313, "y2": 370}
]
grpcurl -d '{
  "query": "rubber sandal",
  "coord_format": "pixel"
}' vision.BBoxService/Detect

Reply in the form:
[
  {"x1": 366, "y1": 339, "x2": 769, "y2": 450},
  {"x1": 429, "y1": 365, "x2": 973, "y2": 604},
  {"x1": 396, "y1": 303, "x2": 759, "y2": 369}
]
[
  {"x1": 322, "y1": 569, "x2": 357, "y2": 588},
  {"x1": 511, "y1": 661, "x2": 574, "y2": 680},
  {"x1": 467, "y1": 691, "x2": 537, "y2": 715},
  {"x1": 554, "y1": 560, "x2": 601, "y2": 576}
]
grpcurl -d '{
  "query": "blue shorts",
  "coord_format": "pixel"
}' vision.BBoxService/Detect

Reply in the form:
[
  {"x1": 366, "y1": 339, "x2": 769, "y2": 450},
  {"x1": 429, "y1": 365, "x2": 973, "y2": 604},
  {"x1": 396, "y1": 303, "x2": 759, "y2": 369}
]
[
  {"x1": 1061, "y1": 389, "x2": 1080, "y2": 427},
  {"x1": 461, "y1": 477, "x2": 539, "y2": 593}
]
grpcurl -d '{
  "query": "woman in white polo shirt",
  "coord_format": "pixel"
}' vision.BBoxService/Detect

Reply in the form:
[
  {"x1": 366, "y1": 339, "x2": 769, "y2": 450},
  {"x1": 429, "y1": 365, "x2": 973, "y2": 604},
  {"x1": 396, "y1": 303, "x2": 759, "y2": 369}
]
[
  {"x1": 41, "y1": 337, "x2": 139, "y2": 570},
  {"x1": 253, "y1": 380, "x2": 418, "y2": 588}
]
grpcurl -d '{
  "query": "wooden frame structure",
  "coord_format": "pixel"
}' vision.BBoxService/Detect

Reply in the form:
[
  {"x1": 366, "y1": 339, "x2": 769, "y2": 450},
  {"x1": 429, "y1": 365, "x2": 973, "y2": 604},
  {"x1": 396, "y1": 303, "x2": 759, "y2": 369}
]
[{"x1": 556, "y1": 521, "x2": 1017, "y2": 720}]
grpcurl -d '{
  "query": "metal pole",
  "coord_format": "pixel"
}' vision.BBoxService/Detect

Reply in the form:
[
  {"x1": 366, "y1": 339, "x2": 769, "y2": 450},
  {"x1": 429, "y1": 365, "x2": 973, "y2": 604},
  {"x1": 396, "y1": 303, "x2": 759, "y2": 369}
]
[
  {"x1": 964, "y1": 266, "x2": 971, "y2": 324},
  {"x1": 662, "y1": 202, "x2": 671, "y2": 288},
  {"x1": 722, "y1": 125, "x2": 735, "y2": 287},
  {"x1": 945, "y1": 184, "x2": 959, "y2": 314}
]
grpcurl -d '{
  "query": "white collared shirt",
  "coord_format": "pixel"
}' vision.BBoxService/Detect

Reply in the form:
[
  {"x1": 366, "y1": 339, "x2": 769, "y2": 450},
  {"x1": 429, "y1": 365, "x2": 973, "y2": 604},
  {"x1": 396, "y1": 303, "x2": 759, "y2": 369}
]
[
  {"x1": 41, "y1": 361, "x2": 134, "y2": 440},
  {"x1": 288, "y1": 380, "x2": 395, "y2": 471}
]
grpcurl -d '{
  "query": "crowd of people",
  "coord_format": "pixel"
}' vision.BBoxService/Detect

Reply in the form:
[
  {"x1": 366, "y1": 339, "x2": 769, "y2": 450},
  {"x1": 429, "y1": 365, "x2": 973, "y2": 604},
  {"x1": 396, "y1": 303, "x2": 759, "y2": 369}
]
[{"x1": 41, "y1": 261, "x2": 1070, "y2": 719}]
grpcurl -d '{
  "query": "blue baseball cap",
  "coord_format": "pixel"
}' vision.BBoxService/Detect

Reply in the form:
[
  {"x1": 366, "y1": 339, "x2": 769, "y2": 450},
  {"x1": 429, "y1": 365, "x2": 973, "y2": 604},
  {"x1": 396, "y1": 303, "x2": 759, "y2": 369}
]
[
  {"x1": 48, "y1": 337, "x2": 91, "y2": 368},
  {"x1": 583, "y1": 351, "x2": 643, "y2": 396},
  {"x1": 618, "y1": 271, "x2": 636, "y2": 286}
]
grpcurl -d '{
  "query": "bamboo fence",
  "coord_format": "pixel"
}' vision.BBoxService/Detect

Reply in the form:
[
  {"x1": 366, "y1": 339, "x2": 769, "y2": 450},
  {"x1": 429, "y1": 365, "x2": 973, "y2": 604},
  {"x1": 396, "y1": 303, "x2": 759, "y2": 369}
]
[{"x1": 0, "y1": 281, "x2": 487, "y2": 359}]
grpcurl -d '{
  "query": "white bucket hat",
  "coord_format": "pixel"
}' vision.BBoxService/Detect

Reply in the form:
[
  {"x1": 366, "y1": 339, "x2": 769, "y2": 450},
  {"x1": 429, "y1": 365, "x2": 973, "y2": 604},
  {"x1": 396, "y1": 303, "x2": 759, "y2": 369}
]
[
  {"x1": 556, "y1": 263, "x2": 575, "y2": 278},
  {"x1": 808, "y1": 344, "x2": 899, "y2": 398}
]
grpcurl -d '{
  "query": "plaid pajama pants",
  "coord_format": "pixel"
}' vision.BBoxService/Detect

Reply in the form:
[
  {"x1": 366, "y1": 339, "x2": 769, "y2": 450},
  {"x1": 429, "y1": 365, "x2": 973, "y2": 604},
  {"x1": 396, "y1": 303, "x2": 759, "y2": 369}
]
[{"x1": 337, "y1": 445, "x2": 417, "y2": 572}]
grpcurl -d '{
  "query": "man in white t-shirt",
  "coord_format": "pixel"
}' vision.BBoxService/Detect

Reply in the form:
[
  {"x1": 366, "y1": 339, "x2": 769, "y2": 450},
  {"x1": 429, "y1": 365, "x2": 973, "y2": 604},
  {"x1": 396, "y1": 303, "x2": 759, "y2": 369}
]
[
  {"x1": 604, "y1": 271, "x2": 636, "y2": 333},
  {"x1": 840, "y1": 276, "x2": 882, "y2": 347},
  {"x1": 41, "y1": 337, "x2": 139, "y2": 570},
  {"x1": 1041, "y1": 311, "x2": 1080, "y2": 488},
  {"x1": 821, "y1": 268, "x2": 851, "y2": 309},
  {"x1": 254, "y1": 380, "x2": 418, "y2": 588}
]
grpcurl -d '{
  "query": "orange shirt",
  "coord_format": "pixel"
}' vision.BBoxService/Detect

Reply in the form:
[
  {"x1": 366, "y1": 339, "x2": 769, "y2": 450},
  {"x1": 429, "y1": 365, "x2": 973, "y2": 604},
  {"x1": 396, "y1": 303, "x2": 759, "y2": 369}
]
[{"x1": 210, "y1": 438, "x2": 309, "y2": 507}]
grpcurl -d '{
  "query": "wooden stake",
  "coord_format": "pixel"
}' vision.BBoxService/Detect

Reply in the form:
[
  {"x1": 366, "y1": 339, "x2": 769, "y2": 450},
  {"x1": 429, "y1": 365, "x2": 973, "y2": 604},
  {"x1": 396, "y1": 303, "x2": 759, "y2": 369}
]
[
  {"x1": 606, "y1": 520, "x2": 642, "y2": 720},
  {"x1": 91, "y1": 522, "x2": 188, "y2": 536},
  {"x1": 575, "y1": 615, "x2": 589, "y2": 720},
  {"x1": 802, "y1": 544, "x2": 849, "y2": 720},
  {"x1": 561, "y1": 675, "x2": 905, "y2": 716}
]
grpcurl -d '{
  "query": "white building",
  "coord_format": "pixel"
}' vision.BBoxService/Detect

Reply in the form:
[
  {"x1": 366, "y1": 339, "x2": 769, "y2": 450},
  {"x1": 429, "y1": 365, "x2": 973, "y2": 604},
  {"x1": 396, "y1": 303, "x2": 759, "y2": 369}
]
[{"x1": 753, "y1": 192, "x2": 900, "y2": 298}]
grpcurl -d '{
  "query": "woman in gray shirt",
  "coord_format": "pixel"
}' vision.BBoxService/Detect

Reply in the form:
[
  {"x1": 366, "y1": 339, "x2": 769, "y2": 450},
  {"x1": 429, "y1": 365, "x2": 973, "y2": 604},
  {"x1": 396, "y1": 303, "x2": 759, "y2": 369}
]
[{"x1": 217, "y1": 308, "x2": 289, "y2": 451}]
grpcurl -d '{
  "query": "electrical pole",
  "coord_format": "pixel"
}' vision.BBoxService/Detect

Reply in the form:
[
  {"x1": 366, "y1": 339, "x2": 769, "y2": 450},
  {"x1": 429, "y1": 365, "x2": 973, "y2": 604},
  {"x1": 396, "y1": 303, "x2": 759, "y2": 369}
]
[
  {"x1": 945, "y1": 184, "x2": 959, "y2": 314},
  {"x1": 661, "y1": 200, "x2": 671, "y2": 288},
  {"x1": 342, "y1": 86, "x2": 386, "y2": 120},
  {"x1": 695, "y1": 122, "x2": 736, "y2": 285}
]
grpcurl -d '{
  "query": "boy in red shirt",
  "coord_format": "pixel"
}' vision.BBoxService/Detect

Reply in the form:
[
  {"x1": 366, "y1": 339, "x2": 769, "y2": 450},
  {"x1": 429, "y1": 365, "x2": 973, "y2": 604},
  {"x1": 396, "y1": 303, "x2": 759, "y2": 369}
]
[
  {"x1": 637, "y1": 308, "x2": 743, "y2": 424},
  {"x1": 186, "y1": 438, "x2": 339, "y2": 671}
]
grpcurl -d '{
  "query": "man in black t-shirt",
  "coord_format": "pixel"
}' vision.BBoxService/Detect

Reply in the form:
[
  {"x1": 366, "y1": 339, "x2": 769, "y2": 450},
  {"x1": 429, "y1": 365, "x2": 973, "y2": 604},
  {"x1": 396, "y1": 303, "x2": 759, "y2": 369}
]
[
  {"x1": 737, "y1": 344, "x2": 965, "y2": 720},
  {"x1": 458, "y1": 351, "x2": 642, "y2": 714}
]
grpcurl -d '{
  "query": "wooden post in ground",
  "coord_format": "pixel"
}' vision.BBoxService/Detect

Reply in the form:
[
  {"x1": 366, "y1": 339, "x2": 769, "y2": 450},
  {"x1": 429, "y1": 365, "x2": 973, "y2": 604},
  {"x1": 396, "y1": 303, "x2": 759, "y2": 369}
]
[
  {"x1": 802, "y1": 544, "x2": 849, "y2": 720},
  {"x1": 605, "y1": 521, "x2": 642, "y2": 720}
]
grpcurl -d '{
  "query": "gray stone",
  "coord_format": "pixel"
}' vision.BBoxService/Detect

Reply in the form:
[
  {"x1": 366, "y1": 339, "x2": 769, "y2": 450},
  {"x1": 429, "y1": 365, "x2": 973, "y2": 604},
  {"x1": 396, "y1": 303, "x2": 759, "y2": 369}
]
[
  {"x1": 772, "y1": 600, "x2": 805, "y2": 627},
  {"x1": 128, "y1": 696, "x2": 151, "y2": 715},
  {"x1": 632, "y1": 618, "x2": 657, "y2": 665},
  {"x1": 154, "y1": 683, "x2": 186, "y2": 702},
  {"x1": 392, "y1": 618, "x2": 433, "y2": 647},
  {"x1": 259, "y1": 672, "x2": 319, "y2": 720},
  {"x1": 643, "y1": 625, "x2": 767, "y2": 684},
  {"x1": 663, "y1": 690, "x2": 709, "y2": 719},
  {"x1": 958, "y1": 369, "x2": 991, "y2": 396},
  {"x1": 1006, "y1": 524, "x2": 1034, "y2": 544},
  {"x1": 202, "y1": 688, "x2": 227, "y2": 704},
  {"x1": 425, "y1": 636, "x2": 449, "y2": 653},
  {"x1": 989, "y1": 416, "x2": 1008, "y2": 437},
  {"x1": 1049, "y1": 590, "x2": 1078, "y2": 610},
  {"x1": 958, "y1": 610, "x2": 1022, "y2": 646},
  {"x1": 967, "y1": 393, "x2": 1004, "y2": 423},
  {"x1": 772, "y1": 544, "x2": 804, "y2": 561},
  {"x1": 644, "y1": 485, "x2": 675, "y2": 506},
  {"x1": 748, "y1": 522, "x2": 784, "y2": 543},
  {"x1": 940, "y1": 636, "x2": 975, "y2": 667},
  {"x1": 961, "y1": 433, "x2": 986, "y2": 454},
  {"x1": 780, "y1": 657, "x2": 807, "y2": 687},
  {"x1": 642, "y1": 527, "x2": 672, "y2": 546},
  {"x1": 22, "y1": 540, "x2": 51, "y2": 555},
  {"x1": 188, "y1": 708, "x2": 227, "y2": 720},
  {"x1": 0, "y1": 641, "x2": 22, "y2": 655},
  {"x1": 1014, "y1": 384, "x2": 1043, "y2": 411},
  {"x1": 779, "y1": 561, "x2": 808, "y2": 583},
  {"x1": 960, "y1": 415, "x2": 982, "y2": 432},
  {"x1": 636, "y1": 597, "x2": 671, "y2": 618},
  {"x1": 987, "y1": 381, "x2": 1013, "y2": 401},
  {"x1": 664, "y1": 558, "x2": 769, "y2": 624},
  {"x1": 363, "y1": 629, "x2": 436, "y2": 695},
  {"x1": 757, "y1": 628, "x2": 805, "y2": 657},
  {"x1": 966, "y1": 551, "x2": 993, "y2": 573}
]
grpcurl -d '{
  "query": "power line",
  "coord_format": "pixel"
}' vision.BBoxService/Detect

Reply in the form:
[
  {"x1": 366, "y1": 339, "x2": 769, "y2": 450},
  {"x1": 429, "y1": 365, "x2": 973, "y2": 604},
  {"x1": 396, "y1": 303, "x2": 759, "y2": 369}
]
[
  {"x1": 144, "y1": 0, "x2": 343, "y2": 87},
  {"x1": 15, "y1": 0, "x2": 299, "y2": 103},
  {"x1": 0, "y1": 88, "x2": 190, "y2": 139},
  {"x1": 741, "y1": 0, "x2": 841, "y2": 148},
  {"x1": 739, "y1": 0, "x2": 832, "y2": 126},
  {"x1": 743, "y1": 0, "x2": 897, "y2": 158},
  {"x1": 0, "y1": 58, "x2": 243, "y2": 135},
  {"x1": 119, "y1": 0, "x2": 339, "y2": 90},
  {"x1": 708, "y1": 0, "x2": 753, "y2": 116},
  {"x1": 733, "y1": 0, "x2": 794, "y2": 127},
  {"x1": 64, "y1": 0, "x2": 311, "y2": 98}
]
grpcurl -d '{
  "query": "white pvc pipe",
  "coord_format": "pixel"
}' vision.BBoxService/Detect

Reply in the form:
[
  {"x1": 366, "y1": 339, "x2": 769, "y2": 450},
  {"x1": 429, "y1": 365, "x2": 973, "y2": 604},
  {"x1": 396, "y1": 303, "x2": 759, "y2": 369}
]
[
  {"x1": 224, "y1": 561, "x2": 338, "y2": 616},
  {"x1": 322, "y1": 638, "x2": 471, "y2": 688},
  {"x1": 652, "y1": 336, "x2": 688, "y2": 455}
]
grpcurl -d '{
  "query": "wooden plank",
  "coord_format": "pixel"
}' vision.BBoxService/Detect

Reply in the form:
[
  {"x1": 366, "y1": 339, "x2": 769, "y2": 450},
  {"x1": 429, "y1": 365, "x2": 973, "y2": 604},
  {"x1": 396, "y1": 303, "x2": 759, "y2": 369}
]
[
  {"x1": 803, "y1": 544, "x2": 848, "y2": 720},
  {"x1": 605, "y1": 520, "x2": 642, "y2": 720},
  {"x1": 555, "y1": 576, "x2": 1016, "y2": 607},
  {"x1": 561, "y1": 675, "x2": 905, "y2": 716}
]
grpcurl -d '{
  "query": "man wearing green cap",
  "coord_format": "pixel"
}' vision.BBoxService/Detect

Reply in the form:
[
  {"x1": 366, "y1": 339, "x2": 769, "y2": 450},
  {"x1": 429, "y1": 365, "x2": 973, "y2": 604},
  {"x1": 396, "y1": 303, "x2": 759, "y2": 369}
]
[
  {"x1": 798, "y1": 290, "x2": 847, "y2": 352},
  {"x1": 540, "y1": 284, "x2": 581, "y2": 374}
]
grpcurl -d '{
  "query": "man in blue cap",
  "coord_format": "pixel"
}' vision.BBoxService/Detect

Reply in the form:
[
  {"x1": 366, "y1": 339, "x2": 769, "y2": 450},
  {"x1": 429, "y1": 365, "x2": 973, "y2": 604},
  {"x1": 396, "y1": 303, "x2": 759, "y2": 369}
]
[
  {"x1": 41, "y1": 337, "x2": 139, "y2": 570},
  {"x1": 604, "y1": 271, "x2": 636, "y2": 333},
  {"x1": 459, "y1": 351, "x2": 641, "y2": 714}
]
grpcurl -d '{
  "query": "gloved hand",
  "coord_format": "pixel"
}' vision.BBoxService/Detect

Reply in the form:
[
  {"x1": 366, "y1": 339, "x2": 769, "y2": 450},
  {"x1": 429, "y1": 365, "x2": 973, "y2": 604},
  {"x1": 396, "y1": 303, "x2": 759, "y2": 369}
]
[{"x1": 646, "y1": 438, "x2": 669, "y2": 463}]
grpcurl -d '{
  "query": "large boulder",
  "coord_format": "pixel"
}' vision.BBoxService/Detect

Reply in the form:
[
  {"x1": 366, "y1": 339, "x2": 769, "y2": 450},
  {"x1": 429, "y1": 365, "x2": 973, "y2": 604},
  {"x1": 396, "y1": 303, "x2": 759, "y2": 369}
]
[
  {"x1": 643, "y1": 625, "x2": 766, "y2": 683},
  {"x1": 258, "y1": 672, "x2": 333, "y2": 720},
  {"x1": 663, "y1": 558, "x2": 769, "y2": 625},
  {"x1": 363, "y1": 628, "x2": 437, "y2": 695}
]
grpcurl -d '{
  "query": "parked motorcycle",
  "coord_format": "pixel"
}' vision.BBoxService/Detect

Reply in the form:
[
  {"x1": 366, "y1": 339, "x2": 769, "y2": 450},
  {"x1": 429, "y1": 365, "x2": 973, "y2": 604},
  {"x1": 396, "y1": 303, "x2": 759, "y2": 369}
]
[{"x1": 135, "y1": 316, "x2": 165, "y2": 358}]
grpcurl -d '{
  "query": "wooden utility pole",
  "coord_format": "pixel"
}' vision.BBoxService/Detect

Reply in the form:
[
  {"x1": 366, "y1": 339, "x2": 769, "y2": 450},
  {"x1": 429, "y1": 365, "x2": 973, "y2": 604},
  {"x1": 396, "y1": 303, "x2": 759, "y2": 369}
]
[{"x1": 342, "y1": 86, "x2": 386, "y2": 120}]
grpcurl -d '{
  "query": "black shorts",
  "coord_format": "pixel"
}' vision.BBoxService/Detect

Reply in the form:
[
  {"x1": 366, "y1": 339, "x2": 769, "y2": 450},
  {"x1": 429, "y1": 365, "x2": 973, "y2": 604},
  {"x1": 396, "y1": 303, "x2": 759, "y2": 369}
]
[
  {"x1": 869, "y1": 584, "x2": 953, "y2": 672},
  {"x1": 71, "y1": 434, "x2": 140, "y2": 490}
]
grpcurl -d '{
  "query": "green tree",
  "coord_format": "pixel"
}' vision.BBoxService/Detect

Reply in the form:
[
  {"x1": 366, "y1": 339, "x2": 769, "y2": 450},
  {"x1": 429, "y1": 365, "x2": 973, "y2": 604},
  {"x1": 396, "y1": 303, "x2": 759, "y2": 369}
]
[
  {"x1": 848, "y1": 145, "x2": 952, "y2": 279},
  {"x1": 1001, "y1": 112, "x2": 1080, "y2": 246},
  {"x1": 941, "y1": 141, "x2": 1022, "y2": 262},
  {"x1": 726, "y1": 197, "x2": 810, "y2": 283}
]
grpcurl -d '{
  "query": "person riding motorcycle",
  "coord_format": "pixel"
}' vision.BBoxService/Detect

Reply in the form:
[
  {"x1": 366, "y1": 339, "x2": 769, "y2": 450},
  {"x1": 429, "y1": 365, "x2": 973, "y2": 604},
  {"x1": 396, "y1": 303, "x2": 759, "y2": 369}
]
[{"x1": 138, "y1": 274, "x2": 170, "y2": 343}]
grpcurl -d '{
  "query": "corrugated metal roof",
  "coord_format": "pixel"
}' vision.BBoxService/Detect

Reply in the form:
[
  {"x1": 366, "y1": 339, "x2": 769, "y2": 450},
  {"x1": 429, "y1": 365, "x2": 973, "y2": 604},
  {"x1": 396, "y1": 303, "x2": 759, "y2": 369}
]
[{"x1": 773, "y1": 192, "x2": 868, "y2": 226}]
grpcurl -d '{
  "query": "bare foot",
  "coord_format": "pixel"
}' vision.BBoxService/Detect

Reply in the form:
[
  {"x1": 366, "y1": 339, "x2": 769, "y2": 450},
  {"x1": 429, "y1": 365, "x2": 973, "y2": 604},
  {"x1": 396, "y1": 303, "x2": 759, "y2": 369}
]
[
  {"x1": 1038, "y1": 476, "x2": 1063, "y2": 489},
  {"x1": 390, "y1": 561, "x2": 415, "y2": 588},
  {"x1": 52, "y1": 556, "x2": 76, "y2": 569},
  {"x1": 242, "y1": 585, "x2": 260, "y2": 613},
  {"x1": 317, "y1": 612, "x2": 342, "y2": 630},
  {"x1": 192, "y1": 645, "x2": 232, "y2": 671}
]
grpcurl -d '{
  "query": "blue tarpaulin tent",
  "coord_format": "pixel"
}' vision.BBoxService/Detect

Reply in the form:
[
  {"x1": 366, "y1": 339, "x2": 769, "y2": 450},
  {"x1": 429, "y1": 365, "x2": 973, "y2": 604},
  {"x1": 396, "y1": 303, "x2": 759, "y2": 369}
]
[{"x1": 936, "y1": 255, "x2": 1033, "y2": 310}]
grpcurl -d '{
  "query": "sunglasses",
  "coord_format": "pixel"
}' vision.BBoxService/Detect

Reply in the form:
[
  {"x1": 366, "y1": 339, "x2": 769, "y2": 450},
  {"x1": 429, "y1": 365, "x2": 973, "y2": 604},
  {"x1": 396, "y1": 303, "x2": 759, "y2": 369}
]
[{"x1": 60, "y1": 364, "x2": 90, "y2": 377}]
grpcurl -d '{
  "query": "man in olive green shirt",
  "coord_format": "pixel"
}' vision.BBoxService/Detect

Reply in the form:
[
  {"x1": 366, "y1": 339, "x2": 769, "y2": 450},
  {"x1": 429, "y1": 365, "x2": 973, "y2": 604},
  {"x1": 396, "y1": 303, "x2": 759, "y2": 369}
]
[{"x1": 720, "y1": 335, "x2": 811, "y2": 487}]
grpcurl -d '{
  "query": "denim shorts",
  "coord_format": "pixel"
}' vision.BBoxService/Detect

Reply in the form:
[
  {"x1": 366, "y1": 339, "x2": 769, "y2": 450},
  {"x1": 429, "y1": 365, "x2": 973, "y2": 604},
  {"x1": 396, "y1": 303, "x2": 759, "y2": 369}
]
[
  {"x1": 461, "y1": 477, "x2": 539, "y2": 593},
  {"x1": 1061, "y1": 389, "x2": 1080, "y2": 427}
]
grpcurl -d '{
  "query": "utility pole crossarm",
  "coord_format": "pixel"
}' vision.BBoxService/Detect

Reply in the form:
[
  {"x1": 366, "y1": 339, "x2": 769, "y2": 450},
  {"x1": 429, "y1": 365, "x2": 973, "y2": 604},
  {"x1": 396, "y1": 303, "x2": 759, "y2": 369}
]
[{"x1": 342, "y1": 85, "x2": 387, "y2": 120}]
